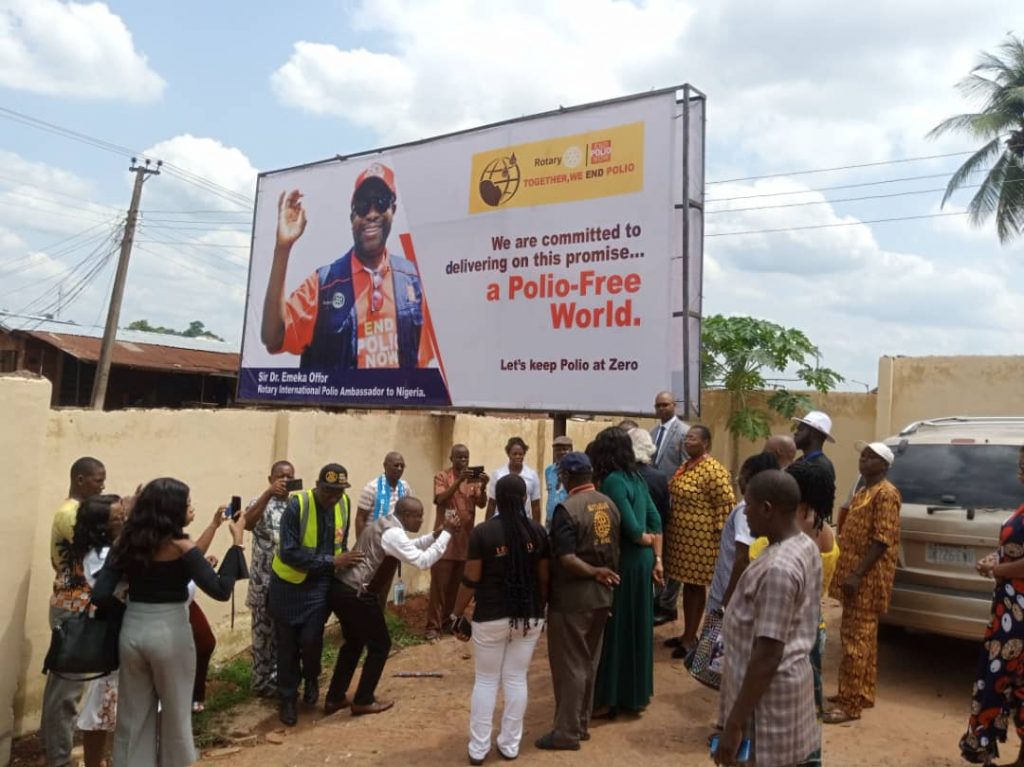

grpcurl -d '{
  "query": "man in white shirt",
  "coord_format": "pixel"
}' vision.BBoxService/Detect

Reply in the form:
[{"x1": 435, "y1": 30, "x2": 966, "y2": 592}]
[
  {"x1": 325, "y1": 497, "x2": 458, "y2": 715},
  {"x1": 355, "y1": 452, "x2": 412, "y2": 538}
]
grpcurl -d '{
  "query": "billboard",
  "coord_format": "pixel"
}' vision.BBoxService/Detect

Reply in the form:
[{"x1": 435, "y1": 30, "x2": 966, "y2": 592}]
[{"x1": 238, "y1": 86, "x2": 704, "y2": 414}]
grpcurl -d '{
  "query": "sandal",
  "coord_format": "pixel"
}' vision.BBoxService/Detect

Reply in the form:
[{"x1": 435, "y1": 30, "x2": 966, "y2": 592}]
[{"x1": 822, "y1": 708, "x2": 859, "y2": 724}]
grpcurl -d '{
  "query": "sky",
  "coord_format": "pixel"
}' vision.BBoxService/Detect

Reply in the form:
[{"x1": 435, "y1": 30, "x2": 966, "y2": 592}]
[{"x1": 0, "y1": 0, "x2": 1021, "y2": 393}]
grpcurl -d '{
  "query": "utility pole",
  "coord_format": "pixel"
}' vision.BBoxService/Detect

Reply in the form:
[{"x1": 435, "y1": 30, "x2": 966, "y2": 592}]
[{"x1": 91, "y1": 158, "x2": 160, "y2": 410}]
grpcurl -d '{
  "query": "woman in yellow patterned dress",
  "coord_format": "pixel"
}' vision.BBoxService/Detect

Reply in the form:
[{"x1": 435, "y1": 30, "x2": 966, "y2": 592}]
[{"x1": 665, "y1": 425, "x2": 735, "y2": 656}]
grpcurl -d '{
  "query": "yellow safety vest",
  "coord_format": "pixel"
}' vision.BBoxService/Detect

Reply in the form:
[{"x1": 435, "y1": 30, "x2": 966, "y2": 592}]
[{"x1": 271, "y1": 490, "x2": 349, "y2": 584}]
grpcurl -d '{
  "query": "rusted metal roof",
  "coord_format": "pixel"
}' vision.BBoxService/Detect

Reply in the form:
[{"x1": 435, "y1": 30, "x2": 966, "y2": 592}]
[{"x1": 23, "y1": 330, "x2": 239, "y2": 376}]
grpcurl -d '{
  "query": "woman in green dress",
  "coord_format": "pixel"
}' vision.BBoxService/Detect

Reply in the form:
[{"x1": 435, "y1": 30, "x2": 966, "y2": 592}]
[{"x1": 587, "y1": 427, "x2": 664, "y2": 715}]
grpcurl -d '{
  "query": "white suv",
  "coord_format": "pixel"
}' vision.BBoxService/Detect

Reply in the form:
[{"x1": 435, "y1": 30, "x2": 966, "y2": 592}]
[{"x1": 877, "y1": 416, "x2": 1024, "y2": 641}]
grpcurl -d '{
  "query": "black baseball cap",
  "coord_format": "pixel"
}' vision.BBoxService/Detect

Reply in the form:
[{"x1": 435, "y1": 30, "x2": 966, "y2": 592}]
[
  {"x1": 559, "y1": 451, "x2": 592, "y2": 475},
  {"x1": 317, "y1": 463, "x2": 351, "y2": 489}
]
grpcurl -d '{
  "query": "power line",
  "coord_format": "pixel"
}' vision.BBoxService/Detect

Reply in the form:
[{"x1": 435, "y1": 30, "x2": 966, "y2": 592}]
[
  {"x1": 0, "y1": 106, "x2": 253, "y2": 209},
  {"x1": 140, "y1": 208, "x2": 252, "y2": 215},
  {"x1": 0, "y1": 197, "x2": 119, "y2": 226},
  {"x1": 0, "y1": 226, "x2": 118, "y2": 274},
  {"x1": 138, "y1": 220, "x2": 251, "y2": 231},
  {"x1": 133, "y1": 244, "x2": 239, "y2": 288},
  {"x1": 705, "y1": 181, "x2": 1008, "y2": 215},
  {"x1": 0, "y1": 174, "x2": 122, "y2": 211},
  {"x1": 11, "y1": 226, "x2": 121, "y2": 320},
  {"x1": 707, "y1": 150, "x2": 977, "y2": 184},
  {"x1": 705, "y1": 210, "x2": 968, "y2": 238},
  {"x1": 135, "y1": 235, "x2": 250, "y2": 249},
  {"x1": 0, "y1": 188, "x2": 119, "y2": 217},
  {"x1": 134, "y1": 224, "x2": 249, "y2": 266},
  {"x1": 0, "y1": 220, "x2": 118, "y2": 272},
  {"x1": 704, "y1": 170, "x2": 989, "y2": 202}
]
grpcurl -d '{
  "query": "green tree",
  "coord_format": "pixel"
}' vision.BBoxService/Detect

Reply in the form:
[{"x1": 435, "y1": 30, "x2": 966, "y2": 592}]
[
  {"x1": 701, "y1": 315, "x2": 843, "y2": 471},
  {"x1": 183, "y1": 320, "x2": 209, "y2": 338},
  {"x1": 929, "y1": 35, "x2": 1024, "y2": 243},
  {"x1": 127, "y1": 319, "x2": 224, "y2": 341}
]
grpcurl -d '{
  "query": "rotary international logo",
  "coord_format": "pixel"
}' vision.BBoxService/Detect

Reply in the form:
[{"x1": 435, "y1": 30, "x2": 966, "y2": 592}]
[
  {"x1": 592, "y1": 504, "x2": 612, "y2": 544},
  {"x1": 478, "y1": 153, "x2": 521, "y2": 207},
  {"x1": 325, "y1": 470, "x2": 339, "y2": 484}
]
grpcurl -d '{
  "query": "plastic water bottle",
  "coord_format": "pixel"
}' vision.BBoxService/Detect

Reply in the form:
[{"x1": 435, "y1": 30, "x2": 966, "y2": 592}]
[{"x1": 393, "y1": 578, "x2": 406, "y2": 606}]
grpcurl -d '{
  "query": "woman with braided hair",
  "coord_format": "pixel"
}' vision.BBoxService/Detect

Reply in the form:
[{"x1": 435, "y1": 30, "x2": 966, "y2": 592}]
[{"x1": 452, "y1": 473, "x2": 550, "y2": 764}]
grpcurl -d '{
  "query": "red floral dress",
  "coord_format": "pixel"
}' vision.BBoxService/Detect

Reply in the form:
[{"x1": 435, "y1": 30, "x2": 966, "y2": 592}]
[{"x1": 961, "y1": 505, "x2": 1024, "y2": 764}]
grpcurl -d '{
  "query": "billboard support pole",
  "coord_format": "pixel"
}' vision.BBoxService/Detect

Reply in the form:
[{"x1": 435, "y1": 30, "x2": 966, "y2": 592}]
[
  {"x1": 552, "y1": 413, "x2": 568, "y2": 439},
  {"x1": 681, "y1": 85, "x2": 693, "y2": 420}
]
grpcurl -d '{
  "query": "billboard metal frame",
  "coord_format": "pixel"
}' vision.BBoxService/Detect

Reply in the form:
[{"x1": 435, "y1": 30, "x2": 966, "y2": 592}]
[
  {"x1": 237, "y1": 84, "x2": 705, "y2": 417},
  {"x1": 678, "y1": 84, "x2": 706, "y2": 420}
]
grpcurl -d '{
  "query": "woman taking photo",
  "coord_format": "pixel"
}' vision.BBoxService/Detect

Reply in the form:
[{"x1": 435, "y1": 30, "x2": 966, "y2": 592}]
[
  {"x1": 451, "y1": 474, "x2": 549, "y2": 764},
  {"x1": 664, "y1": 425, "x2": 735, "y2": 658},
  {"x1": 587, "y1": 427, "x2": 663, "y2": 717},
  {"x1": 93, "y1": 478, "x2": 247, "y2": 767},
  {"x1": 486, "y1": 436, "x2": 542, "y2": 522},
  {"x1": 960, "y1": 447, "x2": 1024, "y2": 765}
]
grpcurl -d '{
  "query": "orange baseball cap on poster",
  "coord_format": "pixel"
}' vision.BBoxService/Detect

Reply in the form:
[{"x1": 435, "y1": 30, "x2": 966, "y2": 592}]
[{"x1": 353, "y1": 162, "x2": 396, "y2": 197}]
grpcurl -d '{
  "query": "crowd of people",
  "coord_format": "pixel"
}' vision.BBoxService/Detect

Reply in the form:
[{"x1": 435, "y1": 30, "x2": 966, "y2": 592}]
[{"x1": 42, "y1": 391, "x2": 1024, "y2": 767}]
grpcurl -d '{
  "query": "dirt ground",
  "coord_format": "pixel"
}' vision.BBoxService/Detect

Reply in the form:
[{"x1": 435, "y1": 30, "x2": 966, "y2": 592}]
[{"x1": 185, "y1": 599, "x2": 986, "y2": 767}]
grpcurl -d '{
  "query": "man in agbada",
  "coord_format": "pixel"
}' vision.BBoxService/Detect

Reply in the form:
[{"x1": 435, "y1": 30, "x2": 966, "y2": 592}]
[
  {"x1": 269, "y1": 463, "x2": 363, "y2": 726},
  {"x1": 536, "y1": 452, "x2": 621, "y2": 751}
]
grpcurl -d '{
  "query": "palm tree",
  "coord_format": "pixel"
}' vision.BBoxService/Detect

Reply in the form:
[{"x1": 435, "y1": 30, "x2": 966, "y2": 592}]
[{"x1": 929, "y1": 35, "x2": 1024, "y2": 243}]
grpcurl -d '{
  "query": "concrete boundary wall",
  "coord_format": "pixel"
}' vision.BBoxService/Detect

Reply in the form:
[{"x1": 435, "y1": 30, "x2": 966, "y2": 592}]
[{"x1": 3, "y1": 353, "x2": 1022, "y2": 757}]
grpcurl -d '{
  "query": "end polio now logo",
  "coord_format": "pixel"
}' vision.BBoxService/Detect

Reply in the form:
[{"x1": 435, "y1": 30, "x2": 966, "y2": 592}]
[{"x1": 589, "y1": 140, "x2": 612, "y2": 164}]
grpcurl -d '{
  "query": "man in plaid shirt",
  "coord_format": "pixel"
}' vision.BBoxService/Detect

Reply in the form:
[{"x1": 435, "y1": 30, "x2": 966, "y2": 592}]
[{"x1": 716, "y1": 470, "x2": 822, "y2": 767}]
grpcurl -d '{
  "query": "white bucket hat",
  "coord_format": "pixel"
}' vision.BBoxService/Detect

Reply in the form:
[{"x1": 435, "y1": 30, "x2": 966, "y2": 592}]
[{"x1": 791, "y1": 411, "x2": 835, "y2": 443}]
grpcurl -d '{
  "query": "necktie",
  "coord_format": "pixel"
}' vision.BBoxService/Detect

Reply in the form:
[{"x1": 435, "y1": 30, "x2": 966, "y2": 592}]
[{"x1": 655, "y1": 424, "x2": 666, "y2": 454}]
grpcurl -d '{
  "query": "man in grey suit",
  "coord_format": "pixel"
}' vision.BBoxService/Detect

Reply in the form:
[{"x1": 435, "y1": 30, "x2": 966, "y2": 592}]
[{"x1": 650, "y1": 391, "x2": 689, "y2": 625}]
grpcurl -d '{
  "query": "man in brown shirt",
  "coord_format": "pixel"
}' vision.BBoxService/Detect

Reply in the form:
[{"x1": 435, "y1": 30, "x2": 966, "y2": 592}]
[
  {"x1": 536, "y1": 452, "x2": 621, "y2": 751},
  {"x1": 426, "y1": 444, "x2": 488, "y2": 640}
]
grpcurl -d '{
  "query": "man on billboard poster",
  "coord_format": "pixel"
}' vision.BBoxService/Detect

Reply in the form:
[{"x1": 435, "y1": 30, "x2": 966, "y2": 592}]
[{"x1": 260, "y1": 163, "x2": 438, "y2": 372}]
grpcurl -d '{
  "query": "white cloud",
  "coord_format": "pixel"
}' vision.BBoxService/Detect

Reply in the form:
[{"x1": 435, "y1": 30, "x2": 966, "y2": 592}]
[
  {"x1": 137, "y1": 134, "x2": 258, "y2": 212},
  {"x1": 0, "y1": 0, "x2": 165, "y2": 102},
  {"x1": 0, "y1": 143, "x2": 255, "y2": 343},
  {"x1": 0, "y1": 150, "x2": 119, "y2": 237},
  {"x1": 270, "y1": 0, "x2": 694, "y2": 142},
  {"x1": 707, "y1": 179, "x2": 879, "y2": 274},
  {"x1": 118, "y1": 135, "x2": 260, "y2": 342},
  {"x1": 703, "y1": 180, "x2": 1024, "y2": 389}
]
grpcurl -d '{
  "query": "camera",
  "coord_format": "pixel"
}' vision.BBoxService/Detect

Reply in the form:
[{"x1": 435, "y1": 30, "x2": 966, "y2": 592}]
[{"x1": 285, "y1": 478, "x2": 304, "y2": 492}]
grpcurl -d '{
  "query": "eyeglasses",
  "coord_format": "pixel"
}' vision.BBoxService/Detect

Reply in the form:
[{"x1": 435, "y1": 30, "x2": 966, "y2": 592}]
[
  {"x1": 369, "y1": 270, "x2": 384, "y2": 313},
  {"x1": 351, "y1": 192, "x2": 394, "y2": 217}
]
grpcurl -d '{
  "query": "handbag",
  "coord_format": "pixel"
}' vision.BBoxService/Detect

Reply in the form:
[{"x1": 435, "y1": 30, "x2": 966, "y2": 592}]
[
  {"x1": 43, "y1": 609, "x2": 120, "y2": 680},
  {"x1": 688, "y1": 608, "x2": 724, "y2": 690}
]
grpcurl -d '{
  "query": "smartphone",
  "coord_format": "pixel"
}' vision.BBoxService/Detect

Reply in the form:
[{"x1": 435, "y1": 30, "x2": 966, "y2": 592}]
[
  {"x1": 709, "y1": 735, "x2": 752, "y2": 763},
  {"x1": 286, "y1": 478, "x2": 304, "y2": 492},
  {"x1": 468, "y1": 465, "x2": 484, "y2": 477},
  {"x1": 224, "y1": 495, "x2": 242, "y2": 518}
]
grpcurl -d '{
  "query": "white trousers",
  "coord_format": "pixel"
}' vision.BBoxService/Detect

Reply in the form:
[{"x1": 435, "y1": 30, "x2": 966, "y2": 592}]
[{"x1": 469, "y1": 618, "x2": 544, "y2": 760}]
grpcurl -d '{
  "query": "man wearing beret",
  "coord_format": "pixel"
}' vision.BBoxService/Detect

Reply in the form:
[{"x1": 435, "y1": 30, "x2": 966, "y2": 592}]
[
  {"x1": 536, "y1": 452, "x2": 621, "y2": 751},
  {"x1": 269, "y1": 463, "x2": 364, "y2": 726}
]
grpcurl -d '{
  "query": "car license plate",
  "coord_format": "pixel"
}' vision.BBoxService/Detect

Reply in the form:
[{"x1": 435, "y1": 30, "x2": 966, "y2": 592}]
[{"x1": 925, "y1": 543, "x2": 976, "y2": 567}]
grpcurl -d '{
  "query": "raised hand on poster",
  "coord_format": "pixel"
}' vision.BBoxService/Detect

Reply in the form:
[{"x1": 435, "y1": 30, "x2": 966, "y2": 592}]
[{"x1": 276, "y1": 189, "x2": 307, "y2": 250}]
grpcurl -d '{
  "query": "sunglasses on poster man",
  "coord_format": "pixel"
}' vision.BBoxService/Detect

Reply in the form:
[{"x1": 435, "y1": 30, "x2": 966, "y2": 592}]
[{"x1": 351, "y1": 191, "x2": 395, "y2": 218}]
